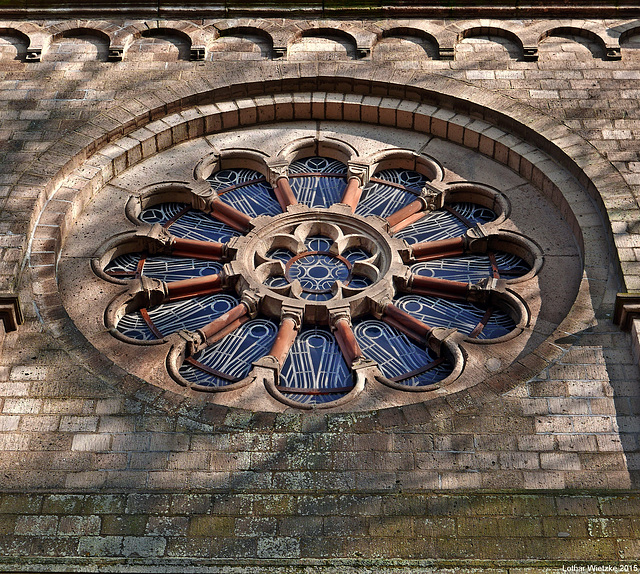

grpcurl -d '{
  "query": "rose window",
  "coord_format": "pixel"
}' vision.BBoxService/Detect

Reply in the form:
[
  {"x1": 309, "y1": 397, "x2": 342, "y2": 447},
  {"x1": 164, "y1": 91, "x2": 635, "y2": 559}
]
[{"x1": 94, "y1": 153, "x2": 539, "y2": 410}]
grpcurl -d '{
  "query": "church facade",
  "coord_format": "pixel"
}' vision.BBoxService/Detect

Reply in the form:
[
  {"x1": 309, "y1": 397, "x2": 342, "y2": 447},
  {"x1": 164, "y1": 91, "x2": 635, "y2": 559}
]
[{"x1": 0, "y1": 3, "x2": 639, "y2": 570}]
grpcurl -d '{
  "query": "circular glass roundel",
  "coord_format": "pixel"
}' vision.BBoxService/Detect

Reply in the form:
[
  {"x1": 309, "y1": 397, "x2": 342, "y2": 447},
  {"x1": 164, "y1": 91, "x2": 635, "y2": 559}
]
[{"x1": 286, "y1": 251, "x2": 351, "y2": 293}]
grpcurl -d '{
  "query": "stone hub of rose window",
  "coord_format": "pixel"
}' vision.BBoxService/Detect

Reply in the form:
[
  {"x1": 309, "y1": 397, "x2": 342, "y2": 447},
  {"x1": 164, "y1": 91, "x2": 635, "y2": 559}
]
[{"x1": 226, "y1": 203, "x2": 407, "y2": 324}]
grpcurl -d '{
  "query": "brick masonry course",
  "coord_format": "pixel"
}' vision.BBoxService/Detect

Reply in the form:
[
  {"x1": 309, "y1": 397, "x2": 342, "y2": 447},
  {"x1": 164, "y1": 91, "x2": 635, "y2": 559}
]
[
  {"x1": 0, "y1": 15, "x2": 639, "y2": 570},
  {"x1": 0, "y1": 492, "x2": 635, "y2": 567}
]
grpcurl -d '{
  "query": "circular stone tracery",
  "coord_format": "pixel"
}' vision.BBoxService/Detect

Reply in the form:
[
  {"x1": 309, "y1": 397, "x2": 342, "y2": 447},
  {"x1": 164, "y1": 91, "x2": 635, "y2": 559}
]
[
  {"x1": 226, "y1": 204, "x2": 405, "y2": 332},
  {"x1": 230, "y1": 203, "x2": 402, "y2": 325},
  {"x1": 82, "y1": 144, "x2": 559, "y2": 411}
]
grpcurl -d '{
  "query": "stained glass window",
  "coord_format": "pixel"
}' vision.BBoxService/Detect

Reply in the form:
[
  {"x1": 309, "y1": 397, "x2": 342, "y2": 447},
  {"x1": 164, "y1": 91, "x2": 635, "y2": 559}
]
[
  {"x1": 207, "y1": 168, "x2": 280, "y2": 217},
  {"x1": 100, "y1": 157, "x2": 534, "y2": 408},
  {"x1": 411, "y1": 252, "x2": 530, "y2": 282},
  {"x1": 356, "y1": 169, "x2": 427, "y2": 218},
  {"x1": 262, "y1": 234, "x2": 374, "y2": 302},
  {"x1": 354, "y1": 320, "x2": 454, "y2": 387},
  {"x1": 180, "y1": 319, "x2": 278, "y2": 388},
  {"x1": 106, "y1": 253, "x2": 222, "y2": 282},
  {"x1": 140, "y1": 202, "x2": 240, "y2": 243},
  {"x1": 117, "y1": 293, "x2": 239, "y2": 341},
  {"x1": 288, "y1": 156, "x2": 347, "y2": 208},
  {"x1": 396, "y1": 202, "x2": 496, "y2": 243},
  {"x1": 278, "y1": 326, "x2": 353, "y2": 405},
  {"x1": 395, "y1": 294, "x2": 516, "y2": 340}
]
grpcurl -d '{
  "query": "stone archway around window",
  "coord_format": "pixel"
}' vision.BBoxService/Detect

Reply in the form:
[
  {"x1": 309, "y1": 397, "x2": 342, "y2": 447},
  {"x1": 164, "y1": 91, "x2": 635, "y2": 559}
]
[{"x1": 57, "y1": 119, "x2": 581, "y2": 413}]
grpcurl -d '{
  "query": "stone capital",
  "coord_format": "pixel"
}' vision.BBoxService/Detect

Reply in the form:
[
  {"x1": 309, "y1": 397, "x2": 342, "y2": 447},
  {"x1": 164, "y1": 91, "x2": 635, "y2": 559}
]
[
  {"x1": 241, "y1": 290, "x2": 263, "y2": 318},
  {"x1": 266, "y1": 159, "x2": 290, "y2": 187},
  {"x1": 141, "y1": 223, "x2": 175, "y2": 254},
  {"x1": 281, "y1": 305, "x2": 304, "y2": 329},
  {"x1": 347, "y1": 160, "x2": 373, "y2": 186},
  {"x1": 467, "y1": 277, "x2": 507, "y2": 304},
  {"x1": 190, "y1": 180, "x2": 217, "y2": 212},
  {"x1": 465, "y1": 225, "x2": 489, "y2": 253},
  {"x1": 420, "y1": 184, "x2": 445, "y2": 211},
  {"x1": 177, "y1": 328, "x2": 207, "y2": 356},
  {"x1": 135, "y1": 275, "x2": 169, "y2": 305},
  {"x1": 328, "y1": 305, "x2": 352, "y2": 328}
]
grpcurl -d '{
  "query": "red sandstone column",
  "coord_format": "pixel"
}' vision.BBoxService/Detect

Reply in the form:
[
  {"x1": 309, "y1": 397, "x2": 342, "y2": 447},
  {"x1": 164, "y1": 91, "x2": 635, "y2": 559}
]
[
  {"x1": 209, "y1": 198, "x2": 252, "y2": 232},
  {"x1": 198, "y1": 303, "x2": 248, "y2": 343},
  {"x1": 340, "y1": 177, "x2": 363, "y2": 212},
  {"x1": 165, "y1": 274, "x2": 224, "y2": 301},
  {"x1": 382, "y1": 302, "x2": 432, "y2": 342},
  {"x1": 273, "y1": 176, "x2": 298, "y2": 211},
  {"x1": 411, "y1": 237, "x2": 465, "y2": 261},
  {"x1": 386, "y1": 199, "x2": 425, "y2": 230},
  {"x1": 409, "y1": 275, "x2": 470, "y2": 300},
  {"x1": 268, "y1": 317, "x2": 299, "y2": 365},
  {"x1": 170, "y1": 237, "x2": 225, "y2": 260},
  {"x1": 334, "y1": 317, "x2": 363, "y2": 365}
]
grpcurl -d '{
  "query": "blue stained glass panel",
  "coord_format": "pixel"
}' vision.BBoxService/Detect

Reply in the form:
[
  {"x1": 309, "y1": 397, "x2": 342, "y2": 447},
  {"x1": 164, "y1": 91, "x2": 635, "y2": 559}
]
[
  {"x1": 179, "y1": 319, "x2": 278, "y2": 388},
  {"x1": 304, "y1": 235, "x2": 333, "y2": 252},
  {"x1": 288, "y1": 157, "x2": 347, "y2": 176},
  {"x1": 411, "y1": 252, "x2": 530, "y2": 282},
  {"x1": 300, "y1": 291, "x2": 335, "y2": 302},
  {"x1": 354, "y1": 320, "x2": 453, "y2": 387},
  {"x1": 288, "y1": 157, "x2": 348, "y2": 208},
  {"x1": 454, "y1": 202, "x2": 497, "y2": 225},
  {"x1": 394, "y1": 294, "x2": 516, "y2": 340},
  {"x1": 207, "y1": 167, "x2": 264, "y2": 192},
  {"x1": 279, "y1": 327, "x2": 352, "y2": 405},
  {"x1": 264, "y1": 238, "x2": 363, "y2": 297},
  {"x1": 267, "y1": 248, "x2": 295, "y2": 262},
  {"x1": 264, "y1": 275, "x2": 288, "y2": 288},
  {"x1": 116, "y1": 293, "x2": 239, "y2": 341},
  {"x1": 105, "y1": 253, "x2": 222, "y2": 282},
  {"x1": 373, "y1": 169, "x2": 428, "y2": 191},
  {"x1": 104, "y1": 253, "x2": 139, "y2": 276},
  {"x1": 348, "y1": 275, "x2": 373, "y2": 289},
  {"x1": 289, "y1": 253, "x2": 350, "y2": 292},
  {"x1": 138, "y1": 202, "x2": 186, "y2": 225},
  {"x1": 342, "y1": 247, "x2": 371, "y2": 263},
  {"x1": 210, "y1": 168, "x2": 280, "y2": 217},
  {"x1": 292, "y1": 176, "x2": 346, "y2": 208},
  {"x1": 356, "y1": 169, "x2": 427, "y2": 218},
  {"x1": 396, "y1": 202, "x2": 497, "y2": 244},
  {"x1": 139, "y1": 202, "x2": 240, "y2": 243},
  {"x1": 115, "y1": 314, "x2": 155, "y2": 341}
]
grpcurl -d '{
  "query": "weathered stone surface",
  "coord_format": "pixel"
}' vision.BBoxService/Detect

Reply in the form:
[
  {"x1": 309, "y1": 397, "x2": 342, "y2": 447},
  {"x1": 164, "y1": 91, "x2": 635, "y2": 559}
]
[{"x1": 0, "y1": 13, "x2": 638, "y2": 571}]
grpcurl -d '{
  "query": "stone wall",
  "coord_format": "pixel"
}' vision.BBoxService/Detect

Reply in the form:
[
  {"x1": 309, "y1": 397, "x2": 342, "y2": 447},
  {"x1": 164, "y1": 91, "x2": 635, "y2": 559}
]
[
  {"x1": 4, "y1": 1, "x2": 640, "y2": 18},
  {"x1": 0, "y1": 492, "x2": 638, "y2": 569},
  {"x1": 0, "y1": 15, "x2": 639, "y2": 571}
]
